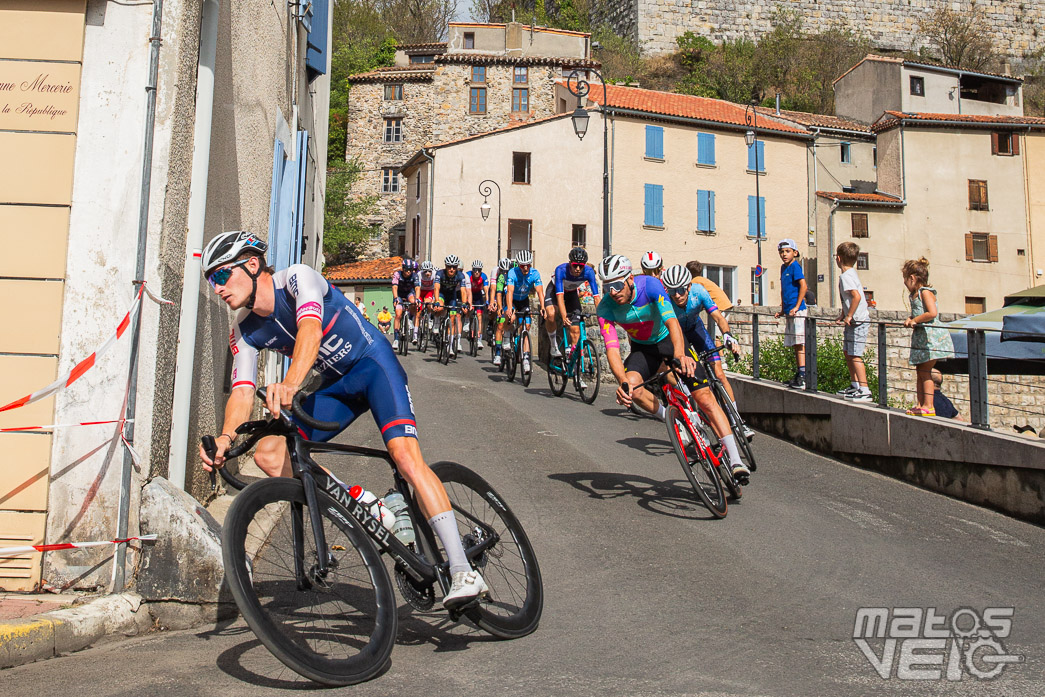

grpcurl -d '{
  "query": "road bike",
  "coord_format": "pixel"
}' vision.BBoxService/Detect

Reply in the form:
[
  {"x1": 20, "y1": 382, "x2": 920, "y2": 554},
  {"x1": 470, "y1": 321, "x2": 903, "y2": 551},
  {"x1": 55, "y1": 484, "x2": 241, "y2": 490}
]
[
  {"x1": 546, "y1": 311, "x2": 600, "y2": 403},
  {"x1": 463, "y1": 302, "x2": 487, "y2": 357},
  {"x1": 434, "y1": 302, "x2": 462, "y2": 365},
  {"x1": 630, "y1": 360, "x2": 731, "y2": 518},
  {"x1": 395, "y1": 300, "x2": 417, "y2": 358},
  {"x1": 691, "y1": 345, "x2": 757, "y2": 473},
  {"x1": 202, "y1": 390, "x2": 543, "y2": 686},
  {"x1": 503, "y1": 305, "x2": 536, "y2": 386},
  {"x1": 417, "y1": 303, "x2": 435, "y2": 354}
]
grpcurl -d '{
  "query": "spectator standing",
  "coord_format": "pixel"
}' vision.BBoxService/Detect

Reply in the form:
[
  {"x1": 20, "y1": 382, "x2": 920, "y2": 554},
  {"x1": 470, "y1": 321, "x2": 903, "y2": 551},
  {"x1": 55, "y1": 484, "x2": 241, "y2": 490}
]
[
  {"x1": 834, "y1": 242, "x2": 872, "y2": 402},
  {"x1": 902, "y1": 257, "x2": 953, "y2": 416},
  {"x1": 931, "y1": 368, "x2": 960, "y2": 419},
  {"x1": 774, "y1": 239, "x2": 807, "y2": 389}
]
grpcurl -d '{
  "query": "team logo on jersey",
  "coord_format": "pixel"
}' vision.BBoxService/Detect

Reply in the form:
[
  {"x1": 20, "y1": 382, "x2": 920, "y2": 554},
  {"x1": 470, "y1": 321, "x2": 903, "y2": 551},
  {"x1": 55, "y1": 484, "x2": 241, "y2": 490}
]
[
  {"x1": 288, "y1": 272, "x2": 299, "y2": 295},
  {"x1": 228, "y1": 330, "x2": 239, "y2": 354}
]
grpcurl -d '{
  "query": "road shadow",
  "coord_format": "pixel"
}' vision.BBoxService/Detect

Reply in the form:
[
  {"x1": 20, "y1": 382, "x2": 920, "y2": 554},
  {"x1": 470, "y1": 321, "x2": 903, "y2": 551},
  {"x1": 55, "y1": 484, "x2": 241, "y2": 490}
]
[
  {"x1": 600, "y1": 406, "x2": 646, "y2": 422},
  {"x1": 616, "y1": 436, "x2": 673, "y2": 458},
  {"x1": 548, "y1": 470, "x2": 720, "y2": 520}
]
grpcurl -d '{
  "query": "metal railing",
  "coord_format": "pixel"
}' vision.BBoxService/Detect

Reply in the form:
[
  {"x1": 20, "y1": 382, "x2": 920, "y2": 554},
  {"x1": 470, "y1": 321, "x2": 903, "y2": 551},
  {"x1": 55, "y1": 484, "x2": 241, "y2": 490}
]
[{"x1": 714, "y1": 309, "x2": 1045, "y2": 433}]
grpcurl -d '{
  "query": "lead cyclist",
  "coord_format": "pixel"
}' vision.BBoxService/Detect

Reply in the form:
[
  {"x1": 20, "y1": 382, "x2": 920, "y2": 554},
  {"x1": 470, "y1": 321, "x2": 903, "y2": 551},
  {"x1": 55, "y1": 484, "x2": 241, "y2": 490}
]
[{"x1": 196, "y1": 230, "x2": 488, "y2": 610}]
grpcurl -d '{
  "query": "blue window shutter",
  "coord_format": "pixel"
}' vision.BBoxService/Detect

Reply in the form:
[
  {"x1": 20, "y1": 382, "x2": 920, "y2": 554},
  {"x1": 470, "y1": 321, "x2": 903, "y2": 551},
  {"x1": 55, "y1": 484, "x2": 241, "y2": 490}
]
[
  {"x1": 644, "y1": 184, "x2": 654, "y2": 225},
  {"x1": 748, "y1": 195, "x2": 756, "y2": 236},
  {"x1": 759, "y1": 196, "x2": 766, "y2": 237},
  {"x1": 709, "y1": 190, "x2": 716, "y2": 231},
  {"x1": 748, "y1": 143, "x2": 756, "y2": 171},
  {"x1": 698, "y1": 133, "x2": 715, "y2": 165},
  {"x1": 655, "y1": 127, "x2": 663, "y2": 159},
  {"x1": 645, "y1": 126, "x2": 654, "y2": 158},
  {"x1": 306, "y1": 0, "x2": 329, "y2": 78},
  {"x1": 697, "y1": 190, "x2": 708, "y2": 231},
  {"x1": 757, "y1": 141, "x2": 765, "y2": 172},
  {"x1": 654, "y1": 185, "x2": 664, "y2": 226}
]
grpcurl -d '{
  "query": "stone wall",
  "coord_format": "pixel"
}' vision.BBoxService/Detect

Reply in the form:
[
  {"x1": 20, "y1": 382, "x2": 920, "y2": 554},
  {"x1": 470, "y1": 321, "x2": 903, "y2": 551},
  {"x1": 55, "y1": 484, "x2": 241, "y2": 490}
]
[
  {"x1": 611, "y1": 0, "x2": 1044, "y2": 59},
  {"x1": 723, "y1": 305, "x2": 1045, "y2": 434},
  {"x1": 346, "y1": 62, "x2": 566, "y2": 260}
]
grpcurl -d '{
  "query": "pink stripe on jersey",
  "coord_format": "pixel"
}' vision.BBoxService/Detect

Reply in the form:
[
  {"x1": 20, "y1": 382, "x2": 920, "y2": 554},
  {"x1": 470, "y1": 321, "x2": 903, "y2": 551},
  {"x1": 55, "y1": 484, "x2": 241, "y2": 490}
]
[{"x1": 297, "y1": 301, "x2": 322, "y2": 323}]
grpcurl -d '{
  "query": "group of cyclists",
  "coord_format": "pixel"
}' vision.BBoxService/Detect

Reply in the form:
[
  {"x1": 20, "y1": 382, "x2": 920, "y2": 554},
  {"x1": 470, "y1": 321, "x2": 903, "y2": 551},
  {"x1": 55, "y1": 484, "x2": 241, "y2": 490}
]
[{"x1": 388, "y1": 246, "x2": 756, "y2": 482}]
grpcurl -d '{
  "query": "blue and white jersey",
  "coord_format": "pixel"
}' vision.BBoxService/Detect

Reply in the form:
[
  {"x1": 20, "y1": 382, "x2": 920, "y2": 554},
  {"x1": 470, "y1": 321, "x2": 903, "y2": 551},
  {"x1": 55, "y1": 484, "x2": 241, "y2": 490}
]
[
  {"x1": 553, "y1": 262, "x2": 599, "y2": 295},
  {"x1": 506, "y1": 267, "x2": 542, "y2": 301},
  {"x1": 229, "y1": 265, "x2": 381, "y2": 388},
  {"x1": 676, "y1": 282, "x2": 718, "y2": 335}
]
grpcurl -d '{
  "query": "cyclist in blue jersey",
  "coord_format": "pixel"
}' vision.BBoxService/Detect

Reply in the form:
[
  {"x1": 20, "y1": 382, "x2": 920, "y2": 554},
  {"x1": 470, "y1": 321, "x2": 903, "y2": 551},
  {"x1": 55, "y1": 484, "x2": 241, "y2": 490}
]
[
  {"x1": 545, "y1": 247, "x2": 601, "y2": 358},
  {"x1": 433, "y1": 254, "x2": 469, "y2": 357},
  {"x1": 390, "y1": 258, "x2": 419, "y2": 351},
  {"x1": 197, "y1": 231, "x2": 488, "y2": 609},
  {"x1": 504, "y1": 250, "x2": 547, "y2": 374},
  {"x1": 660, "y1": 265, "x2": 752, "y2": 474}
]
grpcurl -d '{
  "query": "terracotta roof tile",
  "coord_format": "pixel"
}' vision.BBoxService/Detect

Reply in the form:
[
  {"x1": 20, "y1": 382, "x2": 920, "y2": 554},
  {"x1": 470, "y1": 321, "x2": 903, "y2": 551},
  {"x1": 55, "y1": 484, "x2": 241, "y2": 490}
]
[
  {"x1": 816, "y1": 191, "x2": 906, "y2": 205},
  {"x1": 347, "y1": 65, "x2": 436, "y2": 83},
  {"x1": 756, "y1": 107, "x2": 872, "y2": 133},
  {"x1": 448, "y1": 22, "x2": 590, "y2": 38},
  {"x1": 396, "y1": 42, "x2": 447, "y2": 52},
  {"x1": 437, "y1": 53, "x2": 599, "y2": 68},
  {"x1": 873, "y1": 111, "x2": 1045, "y2": 132},
  {"x1": 324, "y1": 256, "x2": 403, "y2": 282},
  {"x1": 583, "y1": 84, "x2": 811, "y2": 137}
]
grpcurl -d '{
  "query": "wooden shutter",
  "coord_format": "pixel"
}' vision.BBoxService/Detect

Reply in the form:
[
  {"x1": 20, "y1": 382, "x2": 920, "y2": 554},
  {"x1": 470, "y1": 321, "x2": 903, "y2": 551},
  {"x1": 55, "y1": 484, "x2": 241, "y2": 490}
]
[
  {"x1": 989, "y1": 234, "x2": 999, "y2": 262},
  {"x1": 965, "y1": 233, "x2": 975, "y2": 261},
  {"x1": 968, "y1": 180, "x2": 978, "y2": 208},
  {"x1": 1013, "y1": 133, "x2": 1021, "y2": 155},
  {"x1": 990, "y1": 132, "x2": 999, "y2": 155}
]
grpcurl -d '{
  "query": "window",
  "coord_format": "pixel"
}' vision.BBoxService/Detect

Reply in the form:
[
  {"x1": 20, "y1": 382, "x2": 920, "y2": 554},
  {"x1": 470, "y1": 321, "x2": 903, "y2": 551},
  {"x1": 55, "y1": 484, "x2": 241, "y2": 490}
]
[
  {"x1": 571, "y1": 224, "x2": 586, "y2": 248},
  {"x1": 840, "y1": 142, "x2": 851, "y2": 164},
  {"x1": 471, "y1": 65, "x2": 486, "y2": 83},
  {"x1": 857, "y1": 252, "x2": 869, "y2": 270},
  {"x1": 965, "y1": 232, "x2": 998, "y2": 262},
  {"x1": 750, "y1": 267, "x2": 762, "y2": 305},
  {"x1": 872, "y1": 146, "x2": 877, "y2": 168},
  {"x1": 304, "y1": 0, "x2": 329, "y2": 78},
  {"x1": 703, "y1": 265, "x2": 735, "y2": 303},
  {"x1": 383, "y1": 84, "x2": 403, "y2": 100},
  {"x1": 514, "y1": 67, "x2": 528, "y2": 83},
  {"x1": 464, "y1": 32, "x2": 474, "y2": 49},
  {"x1": 696, "y1": 132, "x2": 716, "y2": 166},
  {"x1": 747, "y1": 195, "x2": 766, "y2": 238},
  {"x1": 965, "y1": 296, "x2": 986, "y2": 314},
  {"x1": 409, "y1": 54, "x2": 433, "y2": 64},
  {"x1": 696, "y1": 190, "x2": 716, "y2": 233},
  {"x1": 512, "y1": 88, "x2": 529, "y2": 112},
  {"x1": 469, "y1": 87, "x2": 487, "y2": 114},
  {"x1": 910, "y1": 76, "x2": 924, "y2": 96},
  {"x1": 508, "y1": 219, "x2": 531, "y2": 257},
  {"x1": 968, "y1": 179, "x2": 989, "y2": 211},
  {"x1": 991, "y1": 132, "x2": 1019, "y2": 156},
  {"x1": 415, "y1": 171, "x2": 421, "y2": 199},
  {"x1": 851, "y1": 213, "x2": 868, "y2": 238},
  {"x1": 383, "y1": 118, "x2": 403, "y2": 142},
  {"x1": 645, "y1": 125, "x2": 664, "y2": 160},
  {"x1": 381, "y1": 167, "x2": 400, "y2": 193},
  {"x1": 512, "y1": 152, "x2": 530, "y2": 184},
  {"x1": 747, "y1": 141, "x2": 765, "y2": 172},
  {"x1": 864, "y1": 289, "x2": 874, "y2": 306},
  {"x1": 644, "y1": 183, "x2": 664, "y2": 227}
]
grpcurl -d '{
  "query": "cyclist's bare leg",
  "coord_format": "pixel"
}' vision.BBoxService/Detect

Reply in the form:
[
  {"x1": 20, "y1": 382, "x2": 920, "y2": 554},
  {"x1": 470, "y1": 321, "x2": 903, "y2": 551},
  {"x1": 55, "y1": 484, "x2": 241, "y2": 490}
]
[
  {"x1": 567, "y1": 323, "x2": 581, "y2": 347},
  {"x1": 690, "y1": 386, "x2": 731, "y2": 438},
  {"x1": 713, "y1": 360, "x2": 736, "y2": 402},
  {"x1": 386, "y1": 436, "x2": 451, "y2": 517},
  {"x1": 625, "y1": 370, "x2": 659, "y2": 414},
  {"x1": 254, "y1": 435, "x2": 292, "y2": 478}
]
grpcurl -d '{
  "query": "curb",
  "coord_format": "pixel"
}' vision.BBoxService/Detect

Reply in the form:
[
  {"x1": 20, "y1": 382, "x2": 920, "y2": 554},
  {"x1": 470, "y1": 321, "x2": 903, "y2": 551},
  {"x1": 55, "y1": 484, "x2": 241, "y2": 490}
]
[{"x1": 0, "y1": 592, "x2": 152, "y2": 670}]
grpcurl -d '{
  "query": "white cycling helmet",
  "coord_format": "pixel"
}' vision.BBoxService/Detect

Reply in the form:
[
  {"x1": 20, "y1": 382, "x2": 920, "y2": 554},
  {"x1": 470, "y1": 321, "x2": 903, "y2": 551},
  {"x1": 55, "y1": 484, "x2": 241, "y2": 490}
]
[
  {"x1": 201, "y1": 230, "x2": 268, "y2": 276},
  {"x1": 661, "y1": 264, "x2": 692, "y2": 291},
  {"x1": 498, "y1": 257, "x2": 512, "y2": 271},
  {"x1": 598, "y1": 254, "x2": 632, "y2": 282},
  {"x1": 515, "y1": 250, "x2": 533, "y2": 265},
  {"x1": 471, "y1": 259, "x2": 483, "y2": 269},
  {"x1": 444, "y1": 254, "x2": 461, "y2": 267},
  {"x1": 640, "y1": 250, "x2": 663, "y2": 270},
  {"x1": 420, "y1": 260, "x2": 434, "y2": 272}
]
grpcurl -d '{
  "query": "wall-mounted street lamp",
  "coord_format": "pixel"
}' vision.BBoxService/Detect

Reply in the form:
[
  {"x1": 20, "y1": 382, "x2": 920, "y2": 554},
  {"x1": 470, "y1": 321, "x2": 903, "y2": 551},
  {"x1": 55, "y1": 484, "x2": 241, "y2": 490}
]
[
  {"x1": 566, "y1": 69, "x2": 610, "y2": 256},
  {"x1": 744, "y1": 100, "x2": 764, "y2": 306},
  {"x1": 478, "y1": 179, "x2": 501, "y2": 260}
]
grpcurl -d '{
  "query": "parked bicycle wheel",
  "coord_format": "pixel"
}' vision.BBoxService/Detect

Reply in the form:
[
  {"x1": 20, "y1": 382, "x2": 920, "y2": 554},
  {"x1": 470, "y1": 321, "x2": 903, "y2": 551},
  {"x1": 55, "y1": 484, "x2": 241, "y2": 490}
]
[
  {"x1": 575, "y1": 341, "x2": 601, "y2": 404},
  {"x1": 665, "y1": 405, "x2": 727, "y2": 518},
  {"x1": 430, "y1": 462, "x2": 543, "y2": 639},
  {"x1": 221, "y1": 477, "x2": 398, "y2": 686}
]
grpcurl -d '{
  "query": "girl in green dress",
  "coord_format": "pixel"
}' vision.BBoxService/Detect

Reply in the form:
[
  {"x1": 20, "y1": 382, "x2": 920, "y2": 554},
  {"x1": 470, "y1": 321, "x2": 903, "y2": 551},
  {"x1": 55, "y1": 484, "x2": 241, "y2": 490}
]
[{"x1": 902, "y1": 257, "x2": 953, "y2": 415}]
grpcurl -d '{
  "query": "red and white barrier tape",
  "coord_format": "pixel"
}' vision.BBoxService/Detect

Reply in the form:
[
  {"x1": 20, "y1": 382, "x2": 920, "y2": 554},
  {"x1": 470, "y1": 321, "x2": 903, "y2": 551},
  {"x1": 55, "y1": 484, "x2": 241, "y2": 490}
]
[
  {"x1": 0, "y1": 419, "x2": 132, "y2": 433},
  {"x1": 0, "y1": 534, "x2": 158, "y2": 558},
  {"x1": 0, "y1": 284, "x2": 171, "y2": 413}
]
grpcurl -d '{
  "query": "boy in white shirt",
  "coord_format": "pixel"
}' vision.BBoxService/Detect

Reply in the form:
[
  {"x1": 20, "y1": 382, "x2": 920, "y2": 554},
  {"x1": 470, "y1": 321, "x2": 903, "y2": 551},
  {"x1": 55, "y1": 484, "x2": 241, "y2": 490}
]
[{"x1": 835, "y1": 242, "x2": 872, "y2": 402}]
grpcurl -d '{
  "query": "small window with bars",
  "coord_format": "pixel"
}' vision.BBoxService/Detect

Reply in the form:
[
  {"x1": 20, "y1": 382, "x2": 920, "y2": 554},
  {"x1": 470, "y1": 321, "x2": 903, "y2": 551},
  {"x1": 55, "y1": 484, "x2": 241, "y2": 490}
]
[
  {"x1": 856, "y1": 252, "x2": 869, "y2": 270},
  {"x1": 571, "y1": 224, "x2": 586, "y2": 248}
]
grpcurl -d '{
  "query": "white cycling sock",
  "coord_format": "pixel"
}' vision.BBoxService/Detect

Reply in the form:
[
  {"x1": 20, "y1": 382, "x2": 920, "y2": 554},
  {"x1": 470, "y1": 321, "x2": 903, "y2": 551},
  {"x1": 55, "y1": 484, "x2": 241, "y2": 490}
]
[
  {"x1": 428, "y1": 510, "x2": 471, "y2": 575},
  {"x1": 720, "y1": 434, "x2": 744, "y2": 468},
  {"x1": 655, "y1": 403, "x2": 667, "y2": 420}
]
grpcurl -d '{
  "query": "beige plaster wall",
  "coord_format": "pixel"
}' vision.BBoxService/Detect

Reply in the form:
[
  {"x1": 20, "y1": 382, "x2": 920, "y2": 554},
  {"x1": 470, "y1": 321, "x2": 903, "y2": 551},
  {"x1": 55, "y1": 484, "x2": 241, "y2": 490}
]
[
  {"x1": 900, "y1": 67, "x2": 959, "y2": 115},
  {"x1": 815, "y1": 202, "x2": 906, "y2": 310},
  {"x1": 1027, "y1": 133, "x2": 1045, "y2": 285}
]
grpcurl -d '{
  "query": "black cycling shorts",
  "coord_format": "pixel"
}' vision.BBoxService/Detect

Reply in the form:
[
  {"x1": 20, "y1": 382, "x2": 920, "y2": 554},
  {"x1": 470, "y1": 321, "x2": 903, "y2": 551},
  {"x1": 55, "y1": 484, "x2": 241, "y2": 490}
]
[
  {"x1": 544, "y1": 281, "x2": 582, "y2": 316},
  {"x1": 625, "y1": 337, "x2": 708, "y2": 385}
]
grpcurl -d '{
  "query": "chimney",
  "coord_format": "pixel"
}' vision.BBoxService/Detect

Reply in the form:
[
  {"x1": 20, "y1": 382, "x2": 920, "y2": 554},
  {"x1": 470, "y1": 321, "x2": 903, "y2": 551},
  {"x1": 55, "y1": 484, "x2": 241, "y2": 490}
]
[
  {"x1": 775, "y1": 92, "x2": 781, "y2": 115},
  {"x1": 506, "y1": 22, "x2": 523, "y2": 53}
]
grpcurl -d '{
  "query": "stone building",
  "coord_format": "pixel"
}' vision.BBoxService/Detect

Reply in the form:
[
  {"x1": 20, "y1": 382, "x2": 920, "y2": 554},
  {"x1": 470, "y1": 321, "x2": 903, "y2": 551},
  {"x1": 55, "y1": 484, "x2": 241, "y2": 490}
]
[
  {"x1": 0, "y1": 0, "x2": 331, "y2": 592},
  {"x1": 602, "y1": 0, "x2": 1043, "y2": 59},
  {"x1": 344, "y1": 22, "x2": 598, "y2": 259}
]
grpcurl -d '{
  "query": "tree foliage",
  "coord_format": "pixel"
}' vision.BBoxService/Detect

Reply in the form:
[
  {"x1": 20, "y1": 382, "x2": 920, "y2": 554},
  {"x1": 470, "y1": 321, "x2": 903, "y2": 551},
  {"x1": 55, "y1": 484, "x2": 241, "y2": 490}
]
[
  {"x1": 916, "y1": 6, "x2": 996, "y2": 71},
  {"x1": 379, "y1": 0, "x2": 458, "y2": 44},
  {"x1": 324, "y1": 160, "x2": 380, "y2": 265}
]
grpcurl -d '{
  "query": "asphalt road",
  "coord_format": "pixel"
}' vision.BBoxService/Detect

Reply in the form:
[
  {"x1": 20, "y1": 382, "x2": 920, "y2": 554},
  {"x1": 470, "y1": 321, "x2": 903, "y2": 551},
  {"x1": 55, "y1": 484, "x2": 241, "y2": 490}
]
[{"x1": 3, "y1": 346, "x2": 1044, "y2": 696}]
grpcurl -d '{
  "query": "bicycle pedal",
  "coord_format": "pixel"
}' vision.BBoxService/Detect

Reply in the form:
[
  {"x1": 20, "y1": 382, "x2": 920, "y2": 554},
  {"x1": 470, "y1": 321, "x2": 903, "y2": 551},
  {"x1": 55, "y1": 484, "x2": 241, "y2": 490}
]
[{"x1": 733, "y1": 472, "x2": 750, "y2": 486}]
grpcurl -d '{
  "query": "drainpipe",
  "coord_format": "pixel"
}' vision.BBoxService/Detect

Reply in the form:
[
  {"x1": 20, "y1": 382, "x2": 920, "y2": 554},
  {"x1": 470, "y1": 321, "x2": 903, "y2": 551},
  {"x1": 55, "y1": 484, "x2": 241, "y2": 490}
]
[
  {"x1": 113, "y1": 0, "x2": 165, "y2": 592},
  {"x1": 421, "y1": 148, "x2": 435, "y2": 260},
  {"x1": 1023, "y1": 125, "x2": 1036, "y2": 285},
  {"x1": 168, "y1": 0, "x2": 220, "y2": 490},
  {"x1": 827, "y1": 200, "x2": 840, "y2": 307},
  {"x1": 609, "y1": 111, "x2": 616, "y2": 251}
]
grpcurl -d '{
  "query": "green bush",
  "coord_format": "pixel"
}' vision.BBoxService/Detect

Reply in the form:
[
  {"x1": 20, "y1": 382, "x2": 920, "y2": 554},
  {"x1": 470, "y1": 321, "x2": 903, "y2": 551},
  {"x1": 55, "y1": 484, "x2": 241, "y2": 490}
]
[{"x1": 727, "y1": 333, "x2": 878, "y2": 401}]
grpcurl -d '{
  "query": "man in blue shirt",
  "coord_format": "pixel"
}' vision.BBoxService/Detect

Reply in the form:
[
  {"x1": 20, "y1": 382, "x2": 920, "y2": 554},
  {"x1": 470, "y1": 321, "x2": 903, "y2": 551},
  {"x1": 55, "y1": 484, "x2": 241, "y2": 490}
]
[
  {"x1": 504, "y1": 250, "x2": 546, "y2": 373},
  {"x1": 545, "y1": 247, "x2": 601, "y2": 358},
  {"x1": 774, "y1": 238, "x2": 808, "y2": 389}
]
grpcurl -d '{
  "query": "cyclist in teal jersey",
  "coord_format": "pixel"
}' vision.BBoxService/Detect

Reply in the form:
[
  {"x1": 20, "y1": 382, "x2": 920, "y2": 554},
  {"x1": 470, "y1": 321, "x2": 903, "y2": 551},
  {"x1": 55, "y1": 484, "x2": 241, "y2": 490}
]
[{"x1": 595, "y1": 255, "x2": 696, "y2": 419}]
